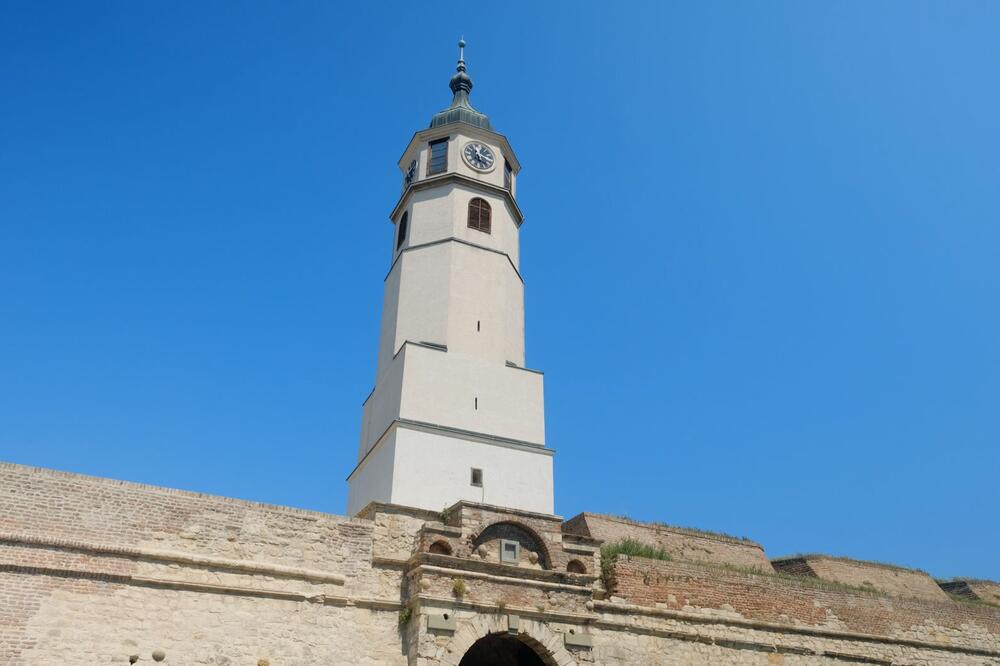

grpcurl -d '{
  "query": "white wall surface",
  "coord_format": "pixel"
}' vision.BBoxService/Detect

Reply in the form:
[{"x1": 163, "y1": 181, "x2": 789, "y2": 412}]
[
  {"x1": 375, "y1": 259, "x2": 403, "y2": 378},
  {"x1": 354, "y1": 122, "x2": 551, "y2": 516},
  {"x1": 361, "y1": 343, "x2": 544, "y2": 457},
  {"x1": 448, "y1": 183, "x2": 520, "y2": 268},
  {"x1": 346, "y1": 430, "x2": 397, "y2": 516},
  {"x1": 378, "y1": 243, "x2": 525, "y2": 372},
  {"x1": 359, "y1": 343, "x2": 406, "y2": 459},
  {"x1": 399, "y1": 187, "x2": 455, "y2": 254},
  {"x1": 377, "y1": 243, "x2": 451, "y2": 376},
  {"x1": 445, "y1": 242, "x2": 525, "y2": 366},
  {"x1": 389, "y1": 425, "x2": 553, "y2": 514},
  {"x1": 398, "y1": 344, "x2": 545, "y2": 446},
  {"x1": 398, "y1": 183, "x2": 520, "y2": 268}
]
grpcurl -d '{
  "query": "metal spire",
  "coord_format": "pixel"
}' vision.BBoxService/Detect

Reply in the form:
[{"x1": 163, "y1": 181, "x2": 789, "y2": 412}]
[
  {"x1": 450, "y1": 38, "x2": 472, "y2": 95},
  {"x1": 429, "y1": 38, "x2": 492, "y2": 130}
]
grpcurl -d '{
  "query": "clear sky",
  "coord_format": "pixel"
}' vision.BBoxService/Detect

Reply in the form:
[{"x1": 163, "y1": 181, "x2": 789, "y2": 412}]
[{"x1": 2, "y1": 2, "x2": 998, "y2": 581}]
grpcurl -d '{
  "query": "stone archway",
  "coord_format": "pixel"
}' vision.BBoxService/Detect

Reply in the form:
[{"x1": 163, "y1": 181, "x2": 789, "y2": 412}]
[
  {"x1": 458, "y1": 633, "x2": 546, "y2": 666},
  {"x1": 438, "y1": 616, "x2": 576, "y2": 666}
]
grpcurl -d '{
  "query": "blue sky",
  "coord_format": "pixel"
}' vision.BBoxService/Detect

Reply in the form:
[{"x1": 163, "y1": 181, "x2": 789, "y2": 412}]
[{"x1": 2, "y1": 2, "x2": 998, "y2": 580}]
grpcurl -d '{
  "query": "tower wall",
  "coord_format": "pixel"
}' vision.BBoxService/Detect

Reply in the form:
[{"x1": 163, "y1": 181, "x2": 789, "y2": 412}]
[
  {"x1": 375, "y1": 240, "x2": 525, "y2": 378},
  {"x1": 349, "y1": 70, "x2": 551, "y2": 516},
  {"x1": 350, "y1": 425, "x2": 553, "y2": 516},
  {"x1": 354, "y1": 339, "x2": 549, "y2": 515}
]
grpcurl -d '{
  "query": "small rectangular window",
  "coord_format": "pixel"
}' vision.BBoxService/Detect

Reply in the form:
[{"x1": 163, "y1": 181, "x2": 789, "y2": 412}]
[
  {"x1": 470, "y1": 468, "x2": 483, "y2": 487},
  {"x1": 427, "y1": 138, "x2": 449, "y2": 176},
  {"x1": 504, "y1": 160, "x2": 512, "y2": 190},
  {"x1": 500, "y1": 539, "x2": 519, "y2": 563}
]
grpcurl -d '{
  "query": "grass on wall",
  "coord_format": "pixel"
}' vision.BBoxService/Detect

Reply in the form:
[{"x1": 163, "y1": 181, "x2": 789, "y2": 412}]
[
  {"x1": 600, "y1": 538, "x2": 672, "y2": 562},
  {"x1": 599, "y1": 538, "x2": 671, "y2": 591}
]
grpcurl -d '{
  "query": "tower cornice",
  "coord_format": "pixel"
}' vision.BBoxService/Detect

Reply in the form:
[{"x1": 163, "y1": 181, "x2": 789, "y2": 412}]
[{"x1": 388, "y1": 172, "x2": 524, "y2": 227}]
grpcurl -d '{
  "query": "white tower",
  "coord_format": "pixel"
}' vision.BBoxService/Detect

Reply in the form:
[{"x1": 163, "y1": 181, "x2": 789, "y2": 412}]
[{"x1": 347, "y1": 42, "x2": 554, "y2": 516}]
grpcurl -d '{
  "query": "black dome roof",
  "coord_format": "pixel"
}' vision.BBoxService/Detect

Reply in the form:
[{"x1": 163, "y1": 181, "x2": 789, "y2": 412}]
[{"x1": 429, "y1": 40, "x2": 493, "y2": 131}]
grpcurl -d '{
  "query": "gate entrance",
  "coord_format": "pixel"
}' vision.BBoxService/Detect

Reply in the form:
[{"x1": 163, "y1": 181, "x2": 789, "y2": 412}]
[{"x1": 458, "y1": 633, "x2": 548, "y2": 666}]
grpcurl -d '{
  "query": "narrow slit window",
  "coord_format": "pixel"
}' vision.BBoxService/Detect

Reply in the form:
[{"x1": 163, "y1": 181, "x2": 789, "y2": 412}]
[
  {"x1": 467, "y1": 198, "x2": 491, "y2": 234},
  {"x1": 396, "y1": 212, "x2": 408, "y2": 250},
  {"x1": 427, "y1": 138, "x2": 448, "y2": 176},
  {"x1": 470, "y1": 468, "x2": 483, "y2": 487},
  {"x1": 504, "y1": 160, "x2": 512, "y2": 190}
]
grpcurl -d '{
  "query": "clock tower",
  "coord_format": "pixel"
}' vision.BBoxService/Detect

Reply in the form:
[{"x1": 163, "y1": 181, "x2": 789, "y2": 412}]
[{"x1": 347, "y1": 42, "x2": 554, "y2": 516}]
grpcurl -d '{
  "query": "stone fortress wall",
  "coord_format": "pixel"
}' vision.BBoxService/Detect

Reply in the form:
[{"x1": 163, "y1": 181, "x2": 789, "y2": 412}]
[
  {"x1": 2, "y1": 461, "x2": 998, "y2": 665},
  {"x1": 0, "y1": 462, "x2": 404, "y2": 665},
  {"x1": 771, "y1": 555, "x2": 950, "y2": 601},
  {"x1": 563, "y1": 512, "x2": 773, "y2": 572}
]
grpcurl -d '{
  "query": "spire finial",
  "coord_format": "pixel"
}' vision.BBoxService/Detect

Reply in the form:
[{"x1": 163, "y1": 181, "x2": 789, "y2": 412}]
[
  {"x1": 457, "y1": 38, "x2": 467, "y2": 73},
  {"x1": 429, "y1": 37, "x2": 492, "y2": 130},
  {"x1": 449, "y1": 38, "x2": 473, "y2": 97}
]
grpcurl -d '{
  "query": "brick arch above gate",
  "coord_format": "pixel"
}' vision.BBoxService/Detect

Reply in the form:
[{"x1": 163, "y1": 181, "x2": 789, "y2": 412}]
[
  {"x1": 470, "y1": 520, "x2": 554, "y2": 569},
  {"x1": 436, "y1": 615, "x2": 577, "y2": 666}
]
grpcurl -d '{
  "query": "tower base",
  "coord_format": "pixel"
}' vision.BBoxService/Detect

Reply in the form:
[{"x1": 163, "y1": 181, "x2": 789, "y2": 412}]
[{"x1": 347, "y1": 420, "x2": 554, "y2": 516}]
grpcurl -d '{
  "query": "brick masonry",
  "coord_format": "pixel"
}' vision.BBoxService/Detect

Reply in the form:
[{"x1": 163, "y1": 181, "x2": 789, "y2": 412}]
[
  {"x1": 942, "y1": 580, "x2": 1000, "y2": 606},
  {"x1": 772, "y1": 555, "x2": 949, "y2": 601},
  {"x1": 607, "y1": 555, "x2": 999, "y2": 653},
  {"x1": 2, "y1": 462, "x2": 999, "y2": 665},
  {"x1": 564, "y1": 512, "x2": 773, "y2": 571}
]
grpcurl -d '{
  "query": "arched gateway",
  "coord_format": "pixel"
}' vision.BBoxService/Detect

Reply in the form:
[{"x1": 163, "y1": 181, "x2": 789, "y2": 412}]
[
  {"x1": 458, "y1": 633, "x2": 547, "y2": 666},
  {"x1": 438, "y1": 617, "x2": 577, "y2": 666}
]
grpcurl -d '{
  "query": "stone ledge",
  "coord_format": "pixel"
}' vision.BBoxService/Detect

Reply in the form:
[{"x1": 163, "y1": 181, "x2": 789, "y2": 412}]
[
  {"x1": 410, "y1": 564, "x2": 594, "y2": 594},
  {"x1": 414, "y1": 593, "x2": 597, "y2": 624},
  {"x1": 446, "y1": 500, "x2": 563, "y2": 525},
  {"x1": 0, "y1": 532, "x2": 346, "y2": 585},
  {"x1": 561, "y1": 543, "x2": 599, "y2": 556},
  {"x1": 0, "y1": 563, "x2": 399, "y2": 610},
  {"x1": 421, "y1": 524, "x2": 464, "y2": 537},
  {"x1": 409, "y1": 552, "x2": 597, "y2": 587}
]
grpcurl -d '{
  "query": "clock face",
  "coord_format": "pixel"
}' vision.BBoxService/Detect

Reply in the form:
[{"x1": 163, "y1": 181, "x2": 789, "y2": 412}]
[{"x1": 462, "y1": 142, "x2": 496, "y2": 171}]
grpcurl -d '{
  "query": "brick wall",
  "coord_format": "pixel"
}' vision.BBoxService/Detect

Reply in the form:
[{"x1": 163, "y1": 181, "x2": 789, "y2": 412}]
[
  {"x1": 942, "y1": 579, "x2": 1000, "y2": 606},
  {"x1": 0, "y1": 462, "x2": 373, "y2": 583},
  {"x1": 4, "y1": 462, "x2": 999, "y2": 665},
  {"x1": 773, "y1": 555, "x2": 949, "y2": 601},
  {"x1": 564, "y1": 512, "x2": 773, "y2": 571},
  {"x1": 608, "y1": 554, "x2": 1000, "y2": 653},
  {"x1": 0, "y1": 463, "x2": 404, "y2": 665}
]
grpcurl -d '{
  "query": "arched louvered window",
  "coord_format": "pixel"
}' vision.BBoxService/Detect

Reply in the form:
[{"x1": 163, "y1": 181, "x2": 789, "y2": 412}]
[
  {"x1": 396, "y1": 212, "x2": 408, "y2": 250},
  {"x1": 467, "y1": 198, "x2": 491, "y2": 234}
]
